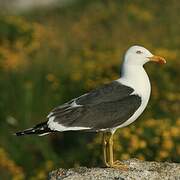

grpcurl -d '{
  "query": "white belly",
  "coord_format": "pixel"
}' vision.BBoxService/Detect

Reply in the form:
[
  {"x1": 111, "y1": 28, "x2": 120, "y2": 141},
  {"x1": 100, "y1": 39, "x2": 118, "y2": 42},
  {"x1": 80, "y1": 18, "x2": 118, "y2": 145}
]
[
  {"x1": 111, "y1": 66, "x2": 151, "y2": 133},
  {"x1": 117, "y1": 95, "x2": 149, "y2": 128}
]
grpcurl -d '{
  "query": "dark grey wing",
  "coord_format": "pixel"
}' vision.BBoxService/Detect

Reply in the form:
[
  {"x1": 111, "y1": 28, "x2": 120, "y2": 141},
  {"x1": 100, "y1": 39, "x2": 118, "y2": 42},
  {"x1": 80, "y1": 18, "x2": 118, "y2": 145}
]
[
  {"x1": 51, "y1": 94, "x2": 141, "y2": 131},
  {"x1": 75, "y1": 81, "x2": 134, "y2": 105},
  {"x1": 47, "y1": 81, "x2": 141, "y2": 131},
  {"x1": 47, "y1": 81, "x2": 133, "y2": 120},
  {"x1": 48, "y1": 81, "x2": 133, "y2": 119},
  {"x1": 50, "y1": 81, "x2": 133, "y2": 113}
]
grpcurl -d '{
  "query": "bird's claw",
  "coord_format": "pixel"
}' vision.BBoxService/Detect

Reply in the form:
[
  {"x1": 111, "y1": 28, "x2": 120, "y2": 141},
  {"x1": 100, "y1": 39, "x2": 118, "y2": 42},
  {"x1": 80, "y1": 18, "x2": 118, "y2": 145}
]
[{"x1": 110, "y1": 160, "x2": 128, "y2": 170}]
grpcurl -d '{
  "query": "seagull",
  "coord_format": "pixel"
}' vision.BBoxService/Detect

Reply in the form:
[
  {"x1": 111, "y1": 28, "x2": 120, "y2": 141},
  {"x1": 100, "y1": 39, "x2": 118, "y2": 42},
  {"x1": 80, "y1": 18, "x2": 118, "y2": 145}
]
[{"x1": 15, "y1": 45, "x2": 166, "y2": 169}]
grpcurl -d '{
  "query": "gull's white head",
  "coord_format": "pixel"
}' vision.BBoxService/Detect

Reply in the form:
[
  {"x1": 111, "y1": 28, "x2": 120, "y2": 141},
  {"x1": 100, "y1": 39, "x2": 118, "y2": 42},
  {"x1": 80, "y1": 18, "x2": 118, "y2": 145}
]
[{"x1": 124, "y1": 45, "x2": 166, "y2": 66}]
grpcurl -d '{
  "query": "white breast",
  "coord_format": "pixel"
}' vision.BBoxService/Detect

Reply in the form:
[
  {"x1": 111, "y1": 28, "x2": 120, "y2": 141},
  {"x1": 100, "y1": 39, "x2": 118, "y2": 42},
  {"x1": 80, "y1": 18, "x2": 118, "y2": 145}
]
[{"x1": 112, "y1": 65, "x2": 151, "y2": 133}]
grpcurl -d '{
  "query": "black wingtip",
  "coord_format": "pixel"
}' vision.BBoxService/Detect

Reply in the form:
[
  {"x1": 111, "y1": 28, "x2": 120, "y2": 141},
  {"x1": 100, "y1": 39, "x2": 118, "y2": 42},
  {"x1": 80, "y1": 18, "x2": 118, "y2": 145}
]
[
  {"x1": 14, "y1": 121, "x2": 51, "y2": 136},
  {"x1": 14, "y1": 131, "x2": 25, "y2": 136}
]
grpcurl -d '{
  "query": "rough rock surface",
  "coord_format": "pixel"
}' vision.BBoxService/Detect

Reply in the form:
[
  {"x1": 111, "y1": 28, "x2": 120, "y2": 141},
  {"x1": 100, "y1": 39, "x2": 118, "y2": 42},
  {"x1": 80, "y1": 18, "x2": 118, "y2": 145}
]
[{"x1": 48, "y1": 159, "x2": 180, "y2": 180}]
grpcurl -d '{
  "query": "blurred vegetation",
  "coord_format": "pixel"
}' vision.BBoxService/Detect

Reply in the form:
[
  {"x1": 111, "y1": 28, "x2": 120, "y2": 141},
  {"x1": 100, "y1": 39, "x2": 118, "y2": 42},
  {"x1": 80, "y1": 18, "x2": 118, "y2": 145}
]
[{"x1": 0, "y1": 0, "x2": 179, "y2": 179}]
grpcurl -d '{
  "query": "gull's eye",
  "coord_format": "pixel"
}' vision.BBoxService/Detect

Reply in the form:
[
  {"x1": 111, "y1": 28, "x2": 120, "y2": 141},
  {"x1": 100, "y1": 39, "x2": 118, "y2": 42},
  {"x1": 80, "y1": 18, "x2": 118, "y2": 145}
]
[{"x1": 136, "y1": 50, "x2": 142, "y2": 54}]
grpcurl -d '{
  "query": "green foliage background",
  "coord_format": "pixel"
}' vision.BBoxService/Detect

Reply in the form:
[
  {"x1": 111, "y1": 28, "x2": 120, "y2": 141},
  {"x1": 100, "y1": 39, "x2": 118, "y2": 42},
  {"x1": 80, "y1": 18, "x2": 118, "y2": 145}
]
[{"x1": 0, "y1": 0, "x2": 179, "y2": 179}]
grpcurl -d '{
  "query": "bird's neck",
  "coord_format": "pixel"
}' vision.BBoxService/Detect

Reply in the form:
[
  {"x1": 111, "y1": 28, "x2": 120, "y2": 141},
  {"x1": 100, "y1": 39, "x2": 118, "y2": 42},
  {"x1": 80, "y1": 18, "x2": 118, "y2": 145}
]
[
  {"x1": 120, "y1": 64, "x2": 151, "y2": 97},
  {"x1": 121, "y1": 64, "x2": 146, "y2": 78}
]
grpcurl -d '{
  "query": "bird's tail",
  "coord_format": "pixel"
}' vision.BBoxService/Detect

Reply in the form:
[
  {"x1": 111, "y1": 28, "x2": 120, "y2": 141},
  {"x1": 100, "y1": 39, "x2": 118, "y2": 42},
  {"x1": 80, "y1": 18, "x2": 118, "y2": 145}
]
[{"x1": 15, "y1": 121, "x2": 53, "y2": 136}]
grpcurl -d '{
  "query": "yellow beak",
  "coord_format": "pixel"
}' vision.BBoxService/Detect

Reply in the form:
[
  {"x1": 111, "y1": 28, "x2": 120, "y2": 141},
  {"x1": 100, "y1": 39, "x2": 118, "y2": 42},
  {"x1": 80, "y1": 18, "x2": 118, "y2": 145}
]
[{"x1": 148, "y1": 55, "x2": 166, "y2": 64}]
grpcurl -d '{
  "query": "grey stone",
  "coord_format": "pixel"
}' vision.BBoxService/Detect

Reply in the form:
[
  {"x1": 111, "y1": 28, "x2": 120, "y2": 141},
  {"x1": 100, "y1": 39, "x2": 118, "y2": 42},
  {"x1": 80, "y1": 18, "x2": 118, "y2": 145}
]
[{"x1": 48, "y1": 159, "x2": 180, "y2": 180}]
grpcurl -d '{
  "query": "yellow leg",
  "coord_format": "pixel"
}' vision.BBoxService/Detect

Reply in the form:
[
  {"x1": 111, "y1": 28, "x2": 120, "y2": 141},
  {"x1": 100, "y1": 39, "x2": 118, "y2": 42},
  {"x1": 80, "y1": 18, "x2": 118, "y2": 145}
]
[
  {"x1": 102, "y1": 132, "x2": 128, "y2": 170},
  {"x1": 108, "y1": 133, "x2": 114, "y2": 166},
  {"x1": 103, "y1": 133, "x2": 109, "y2": 167}
]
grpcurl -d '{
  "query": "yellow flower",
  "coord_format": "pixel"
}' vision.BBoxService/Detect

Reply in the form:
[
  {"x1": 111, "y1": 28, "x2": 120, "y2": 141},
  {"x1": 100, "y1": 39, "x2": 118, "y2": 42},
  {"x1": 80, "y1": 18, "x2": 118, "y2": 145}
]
[
  {"x1": 170, "y1": 127, "x2": 179, "y2": 137},
  {"x1": 136, "y1": 128, "x2": 143, "y2": 135},
  {"x1": 145, "y1": 119, "x2": 157, "y2": 127},
  {"x1": 46, "y1": 73, "x2": 56, "y2": 82},
  {"x1": 159, "y1": 150, "x2": 169, "y2": 159},
  {"x1": 137, "y1": 154, "x2": 145, "y2": 160},
  {"x1": 130, "y1": 135, "x2": 139, "y2": 150},
  {"x1": 162, "y1": 139, "x2": 174, "y2": 150},
  {"x1": 139, "y1": 140, "x2": 147, "y2": 149},
  {"x1": 0, "y1": 147, "x2": 25, "y2": 179},
  {"x1": 162, "y1": 131, "x2": 170, "y2": 138},
  {"x1": 122, "y1": 128, "x2": 131, "y2": 138}
]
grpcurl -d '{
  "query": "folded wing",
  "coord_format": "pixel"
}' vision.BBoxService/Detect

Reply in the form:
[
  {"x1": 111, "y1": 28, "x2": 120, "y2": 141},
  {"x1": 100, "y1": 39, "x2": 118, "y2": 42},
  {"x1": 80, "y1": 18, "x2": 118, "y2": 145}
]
[{"x1": 47, "y1": 81, "x2": 141, "y2": 131}]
